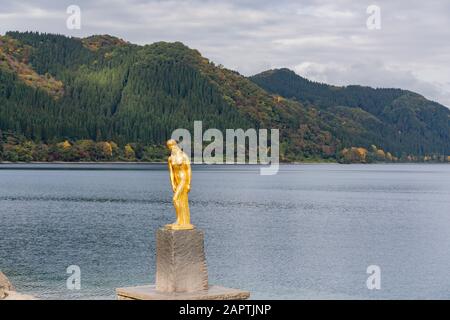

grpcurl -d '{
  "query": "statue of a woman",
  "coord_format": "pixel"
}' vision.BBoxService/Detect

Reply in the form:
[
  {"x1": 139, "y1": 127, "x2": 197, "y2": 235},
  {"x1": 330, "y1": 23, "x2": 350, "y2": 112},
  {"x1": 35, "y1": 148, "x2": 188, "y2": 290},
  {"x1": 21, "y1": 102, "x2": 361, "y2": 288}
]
[{"x1": 165, "y1": 139, "x2": 194, "y2": 230}]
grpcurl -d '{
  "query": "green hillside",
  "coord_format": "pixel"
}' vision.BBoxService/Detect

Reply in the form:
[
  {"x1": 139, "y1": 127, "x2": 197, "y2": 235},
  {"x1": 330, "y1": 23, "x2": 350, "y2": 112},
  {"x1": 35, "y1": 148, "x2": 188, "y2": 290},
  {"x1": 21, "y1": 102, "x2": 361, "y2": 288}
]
[
  {"x1": 250, "y1": 68, "x2": 450, "y2": 159},
  {"x1": 0, "y1": 32, "x2": 448, "y2": 163}
]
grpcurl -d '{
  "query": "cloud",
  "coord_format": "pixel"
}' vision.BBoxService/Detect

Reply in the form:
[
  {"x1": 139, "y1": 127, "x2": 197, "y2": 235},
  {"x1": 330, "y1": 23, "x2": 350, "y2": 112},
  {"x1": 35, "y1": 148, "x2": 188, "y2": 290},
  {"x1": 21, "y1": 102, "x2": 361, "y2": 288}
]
[
  {"x1": 0, "y1": 0, "x2": 449, "y2": 107},
  {"x1": 273, "y1": 36, "x2": 343, "y2": 47},
  {"x1": 297, "y1": 4, "x2": 355, "y2": 18}
]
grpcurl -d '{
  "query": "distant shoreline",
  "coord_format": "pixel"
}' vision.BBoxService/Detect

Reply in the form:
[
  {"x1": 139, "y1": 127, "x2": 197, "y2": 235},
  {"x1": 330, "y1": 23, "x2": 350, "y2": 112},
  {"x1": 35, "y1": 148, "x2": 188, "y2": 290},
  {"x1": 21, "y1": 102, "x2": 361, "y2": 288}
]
[
  {"x1": 0, "y1": 161, "x2": 447, "y2": 168},
  {"x1": 0, "y1": 160, "x2": 336, "y2": 165},
  {"x1": 0, "y1": 161, "x2": 167, "y2": 165}
]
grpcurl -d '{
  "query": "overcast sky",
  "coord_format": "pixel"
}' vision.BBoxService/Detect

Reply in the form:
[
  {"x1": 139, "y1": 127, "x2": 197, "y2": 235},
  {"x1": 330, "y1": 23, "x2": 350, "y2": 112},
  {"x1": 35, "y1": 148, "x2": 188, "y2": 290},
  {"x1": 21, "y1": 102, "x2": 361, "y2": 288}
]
[{"x1": 1, "y1": 0, "x2": 449, "y2": 107}]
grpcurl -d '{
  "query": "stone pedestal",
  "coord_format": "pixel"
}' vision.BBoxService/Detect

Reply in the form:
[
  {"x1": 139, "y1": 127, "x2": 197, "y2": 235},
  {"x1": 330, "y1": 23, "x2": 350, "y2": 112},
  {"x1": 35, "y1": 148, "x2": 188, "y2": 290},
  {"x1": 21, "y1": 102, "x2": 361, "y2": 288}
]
[
  {"x1": 116, "y1": 227, "x2": 250, "y2": 300},
  {"x1": 156, "y1": 228, "x2": 208, "y2": 293}
]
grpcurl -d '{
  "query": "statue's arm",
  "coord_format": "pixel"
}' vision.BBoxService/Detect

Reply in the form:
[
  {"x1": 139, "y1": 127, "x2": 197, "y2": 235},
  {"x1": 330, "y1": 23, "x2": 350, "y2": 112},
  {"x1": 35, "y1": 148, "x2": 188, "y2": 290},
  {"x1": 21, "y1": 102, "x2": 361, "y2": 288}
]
[
  {"x1": 168, "y1": 158, "x2": 176, "y2": 192},
  {"x1": 186, "y1": 157, "x2": 192, "y2": 192}
]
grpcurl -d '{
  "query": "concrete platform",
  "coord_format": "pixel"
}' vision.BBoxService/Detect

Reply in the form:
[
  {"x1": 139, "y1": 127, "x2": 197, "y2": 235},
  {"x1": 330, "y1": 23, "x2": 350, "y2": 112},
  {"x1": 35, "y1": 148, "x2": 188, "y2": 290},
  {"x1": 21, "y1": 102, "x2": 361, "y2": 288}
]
[{"x1": 116, "y1": 285, "x2": 250, "y2": 300}]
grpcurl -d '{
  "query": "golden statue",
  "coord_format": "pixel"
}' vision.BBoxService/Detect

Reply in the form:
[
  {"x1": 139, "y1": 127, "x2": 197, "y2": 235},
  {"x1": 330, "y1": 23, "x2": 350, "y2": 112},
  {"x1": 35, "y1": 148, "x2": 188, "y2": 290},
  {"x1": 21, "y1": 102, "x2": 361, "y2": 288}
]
[{"x1": 165, "y1": 139, "x2": 194, "y2": 230}]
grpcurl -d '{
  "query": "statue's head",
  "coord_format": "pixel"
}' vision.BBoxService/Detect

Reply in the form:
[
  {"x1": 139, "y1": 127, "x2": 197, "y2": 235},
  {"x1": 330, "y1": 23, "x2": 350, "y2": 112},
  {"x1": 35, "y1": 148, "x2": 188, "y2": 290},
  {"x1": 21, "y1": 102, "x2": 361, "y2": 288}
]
[{"x1": 166, "y1": 139, "x2": 178, "y2": 151}]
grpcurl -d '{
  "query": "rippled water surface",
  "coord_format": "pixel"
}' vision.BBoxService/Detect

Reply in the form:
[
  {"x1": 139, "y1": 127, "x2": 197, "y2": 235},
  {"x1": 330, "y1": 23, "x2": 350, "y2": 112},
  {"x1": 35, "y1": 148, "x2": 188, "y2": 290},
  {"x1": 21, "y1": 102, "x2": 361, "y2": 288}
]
[{"x1": 1, "y1": 164, "x2": 450, "y2": 299}]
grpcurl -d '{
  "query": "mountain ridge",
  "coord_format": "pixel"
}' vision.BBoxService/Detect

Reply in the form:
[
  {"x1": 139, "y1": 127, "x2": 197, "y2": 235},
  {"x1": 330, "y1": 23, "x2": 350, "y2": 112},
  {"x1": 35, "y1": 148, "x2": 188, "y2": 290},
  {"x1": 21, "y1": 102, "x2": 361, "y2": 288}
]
[
  {"x1": 250, "y1": 68, "x2": 450, "y2": 158},
  {"x1": 0, "y1": 31, "x2": 448, "y2": 163}
]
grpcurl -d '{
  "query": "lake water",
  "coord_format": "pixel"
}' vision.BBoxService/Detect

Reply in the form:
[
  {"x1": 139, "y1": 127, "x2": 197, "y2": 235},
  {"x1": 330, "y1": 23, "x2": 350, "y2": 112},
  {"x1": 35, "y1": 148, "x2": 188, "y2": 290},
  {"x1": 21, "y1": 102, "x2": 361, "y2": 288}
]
[{"x1": 1, "y1": 164, "x2": 450, "y2": 300}]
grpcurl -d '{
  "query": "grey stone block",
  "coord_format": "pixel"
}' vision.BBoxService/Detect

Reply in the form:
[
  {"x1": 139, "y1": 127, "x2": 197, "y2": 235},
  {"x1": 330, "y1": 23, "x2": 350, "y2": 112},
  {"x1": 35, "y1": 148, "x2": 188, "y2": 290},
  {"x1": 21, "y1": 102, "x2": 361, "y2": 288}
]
[{"x1": 156, "y1": 228, "x2": 208, "y2": 293}]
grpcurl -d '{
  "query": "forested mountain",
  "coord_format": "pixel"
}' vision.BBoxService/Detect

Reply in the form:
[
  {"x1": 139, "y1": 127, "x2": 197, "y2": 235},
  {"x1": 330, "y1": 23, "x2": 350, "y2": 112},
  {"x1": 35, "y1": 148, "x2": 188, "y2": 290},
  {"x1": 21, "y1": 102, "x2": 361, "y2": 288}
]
[
  {"x1": 0, "y1": 32, "x2": 449, "y2": 162},
  {"x1": 250, "y1": 68, "x2": 450, "y2": 160}
]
